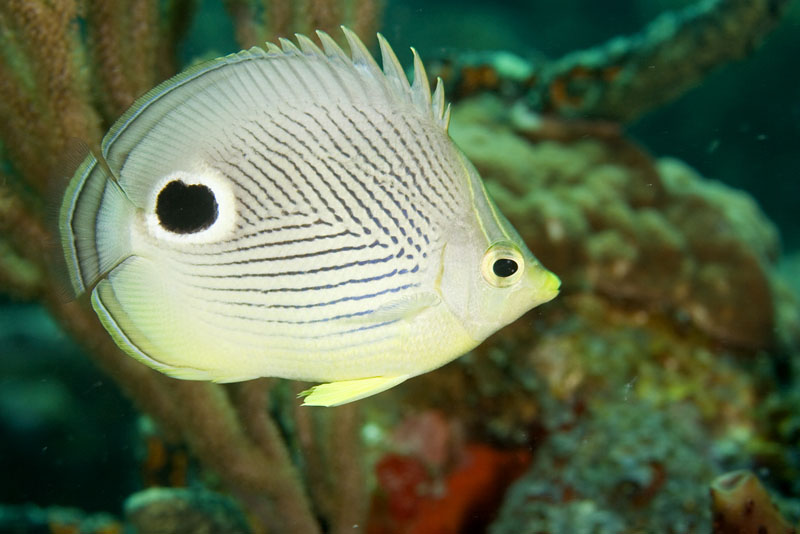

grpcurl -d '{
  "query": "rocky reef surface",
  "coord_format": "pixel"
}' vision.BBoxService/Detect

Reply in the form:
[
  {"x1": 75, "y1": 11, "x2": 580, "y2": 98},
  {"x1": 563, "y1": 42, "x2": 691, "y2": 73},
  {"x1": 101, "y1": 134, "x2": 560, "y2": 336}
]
[{"x1": 356, "y1": 94, "x2": 800, "y2": 533}]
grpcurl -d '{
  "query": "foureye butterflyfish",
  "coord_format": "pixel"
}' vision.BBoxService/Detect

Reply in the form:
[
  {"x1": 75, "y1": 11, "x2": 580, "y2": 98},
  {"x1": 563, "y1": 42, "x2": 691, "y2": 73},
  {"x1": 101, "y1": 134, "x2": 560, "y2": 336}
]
[{"x1": 59, "y1": 28, "x2": 560, "y2": 406}]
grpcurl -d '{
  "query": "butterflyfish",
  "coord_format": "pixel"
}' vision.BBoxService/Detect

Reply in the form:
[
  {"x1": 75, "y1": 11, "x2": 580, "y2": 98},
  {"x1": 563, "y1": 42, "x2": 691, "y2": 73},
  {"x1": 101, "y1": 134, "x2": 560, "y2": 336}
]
[{"x1": 59, "y1": 28, "x2": 560, "y2": 406}]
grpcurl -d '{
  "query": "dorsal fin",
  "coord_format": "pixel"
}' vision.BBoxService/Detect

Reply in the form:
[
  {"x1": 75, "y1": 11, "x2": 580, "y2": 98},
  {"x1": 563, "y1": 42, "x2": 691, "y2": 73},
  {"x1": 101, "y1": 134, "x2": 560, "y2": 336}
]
[
  {"x1": 432, "y1": 77, "x2": 446, "y2": 121},
  {"x1": 93, "y1": 26, "x2": 455, "y2": 224},
  {"x1": 411, "y1": 48, "x2": 431, "y2": 111},
  {"x1": 265, "y1": 42, "x2": 282, "y2": 54},
  {"x1": 295, "y1": 33, "x2": 324, "y2": 56},
  {"x1": 377, "y1": 33, "x2": 411, "y2": 96},
  {"x1": 348, "y1": 28, "x2": 449, "y2": 130},
  {"x1": 103, "y1": 26, "x2": 450, "y2": 170},
  {"x1": 316, "y1": 30, "x2": 350, "y2": 62},
  {"x1": 342, "y1": 26, "x2": 383, "y2": 76},
  {"x1": 278, "y1": 37, "x2": 301, "y2": 54}
]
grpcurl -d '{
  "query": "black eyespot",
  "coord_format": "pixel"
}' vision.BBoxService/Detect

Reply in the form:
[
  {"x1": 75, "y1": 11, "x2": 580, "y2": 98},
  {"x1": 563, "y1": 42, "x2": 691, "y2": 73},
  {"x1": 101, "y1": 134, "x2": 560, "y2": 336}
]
[
  {"x1": 493, "y1": 258, "x2": 518, "y2": 278},
  {"x1": 156, "y1": 180, "x2": 218, "y2": 234}
]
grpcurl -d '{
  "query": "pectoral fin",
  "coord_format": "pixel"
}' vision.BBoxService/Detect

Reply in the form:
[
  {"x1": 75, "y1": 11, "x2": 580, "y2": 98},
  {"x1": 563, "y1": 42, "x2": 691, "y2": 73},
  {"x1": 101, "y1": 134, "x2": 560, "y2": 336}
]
[
  {"x1": 299, "y1": 375, "x2": 410, "y2": 406},
  {"x1": 343, "y1": 291, "x2": 440, "y2": 325}
]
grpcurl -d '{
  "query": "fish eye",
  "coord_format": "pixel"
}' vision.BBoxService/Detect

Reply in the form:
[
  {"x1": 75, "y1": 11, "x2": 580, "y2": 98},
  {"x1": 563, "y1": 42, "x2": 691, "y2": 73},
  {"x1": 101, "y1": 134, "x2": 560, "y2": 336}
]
[
  {"x1": 156, "y1": 180, "x2": 219, "y2": 234},
  {"x1": 481, "y1": 242, "x2": 524, "y2": 288},
  {"x1": 493, "y1": 258, "x2": 518, "y2": 278}
]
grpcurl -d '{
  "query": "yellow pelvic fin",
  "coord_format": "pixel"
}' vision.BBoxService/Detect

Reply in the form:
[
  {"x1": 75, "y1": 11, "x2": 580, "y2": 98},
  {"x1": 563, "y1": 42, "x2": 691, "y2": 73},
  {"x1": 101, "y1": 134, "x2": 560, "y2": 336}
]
[{"x1": 299, "y1": 375, "x2": 410, "y2": 407}]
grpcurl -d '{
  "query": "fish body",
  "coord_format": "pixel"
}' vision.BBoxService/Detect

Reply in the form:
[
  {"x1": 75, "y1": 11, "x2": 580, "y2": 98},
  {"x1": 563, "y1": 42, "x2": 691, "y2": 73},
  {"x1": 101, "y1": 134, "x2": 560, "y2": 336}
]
[{"x1": 59, "y1": 28, "x2": 559, "y2": 406}]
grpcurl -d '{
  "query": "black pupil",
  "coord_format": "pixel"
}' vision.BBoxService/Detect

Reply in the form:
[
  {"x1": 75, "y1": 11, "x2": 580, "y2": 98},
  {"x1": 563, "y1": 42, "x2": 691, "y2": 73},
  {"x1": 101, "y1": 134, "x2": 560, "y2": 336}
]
[
  {"x1": 156, "y1": 180, "x2": 218, "y2": 234},
  {"x1": 493, "y1": 258, "x2": 518, "y2": 278}
]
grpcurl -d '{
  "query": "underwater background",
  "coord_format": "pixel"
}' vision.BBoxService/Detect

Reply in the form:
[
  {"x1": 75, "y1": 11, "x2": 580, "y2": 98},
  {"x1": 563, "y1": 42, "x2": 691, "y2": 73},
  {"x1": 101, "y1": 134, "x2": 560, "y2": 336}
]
[{"x1": 1, "y1": 0, "x2": 799, "y2": 532}]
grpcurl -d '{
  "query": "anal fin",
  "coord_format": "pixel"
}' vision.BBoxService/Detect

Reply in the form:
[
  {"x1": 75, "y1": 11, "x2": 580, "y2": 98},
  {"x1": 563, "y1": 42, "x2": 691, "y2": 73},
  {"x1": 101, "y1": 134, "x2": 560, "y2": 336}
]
[{"x1": 299, "y1": 375, "x2": 410, "y2": 407}]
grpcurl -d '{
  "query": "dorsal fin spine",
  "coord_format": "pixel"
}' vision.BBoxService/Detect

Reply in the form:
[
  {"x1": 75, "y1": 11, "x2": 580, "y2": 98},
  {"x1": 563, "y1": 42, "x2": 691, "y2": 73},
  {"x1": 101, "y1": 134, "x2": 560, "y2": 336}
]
[
  {"x1": 432, "y1": 78, "x2": 445, "y2": 121},
  {"x1": 410, "y1": 48, "x2": 431, "y2": 111},
  {"x1": 295, "y1": 33, "x2": 324, "y2": 57},
  {"x1": 304, "y1": 27, "x2": 447, "y2": 132},
  {"x1": 342, "y1": 26, "x2": 382, "y2": 76},
  {"x1": 317, "y1": 30, "x2": 349, "y2": 61},
  {"x1": 377, "y1": 33, "x2": 410, "y2": 94},
  {"x1": 279, "y1": 37, "x2": 301, "y2": 54}
]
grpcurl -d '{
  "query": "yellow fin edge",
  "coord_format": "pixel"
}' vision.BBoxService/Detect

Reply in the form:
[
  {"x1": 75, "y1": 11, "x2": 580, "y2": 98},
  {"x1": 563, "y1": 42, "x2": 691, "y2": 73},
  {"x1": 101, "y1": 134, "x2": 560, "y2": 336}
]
[{"x1": 299, "y1": 375, "x2": 410, "y2": 407}]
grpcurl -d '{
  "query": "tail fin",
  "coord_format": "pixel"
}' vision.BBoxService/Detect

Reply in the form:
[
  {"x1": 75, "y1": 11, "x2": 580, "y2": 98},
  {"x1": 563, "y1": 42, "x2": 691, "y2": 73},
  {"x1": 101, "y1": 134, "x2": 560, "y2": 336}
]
[{"x1": 58, "y1": 152, "x2": 136, "y2": 296}]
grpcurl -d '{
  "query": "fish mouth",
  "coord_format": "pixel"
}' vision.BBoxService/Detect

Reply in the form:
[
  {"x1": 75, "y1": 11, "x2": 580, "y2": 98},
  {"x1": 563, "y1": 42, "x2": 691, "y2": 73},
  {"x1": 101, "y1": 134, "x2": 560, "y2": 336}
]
[
  {"x1": 541, "y1": 270, "x2": 561, "y2": 300},
  {"x1": 526, "y1": 265, "x2": 561, "y2": 306}
]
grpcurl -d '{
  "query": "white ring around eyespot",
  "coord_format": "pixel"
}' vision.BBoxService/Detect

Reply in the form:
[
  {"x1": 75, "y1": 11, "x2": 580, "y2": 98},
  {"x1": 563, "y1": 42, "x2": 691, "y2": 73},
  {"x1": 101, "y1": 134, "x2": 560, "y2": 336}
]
[{"x1": 144, "y1": 169, "x2": 236, "y2": 245}]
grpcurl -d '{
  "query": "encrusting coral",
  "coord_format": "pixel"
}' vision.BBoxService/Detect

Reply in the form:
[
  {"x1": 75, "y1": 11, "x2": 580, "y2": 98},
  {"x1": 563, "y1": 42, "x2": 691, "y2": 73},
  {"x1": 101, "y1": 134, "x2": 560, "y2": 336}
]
[
  {"x1": 449, "y1": 94, "x2": 780, "y2": 351},
  {"x1": 491, "y1": 401, "x2": 715, "y2": 534},
  {"x1": 360, "y1": 94, "x2": 799, "y2": 531}
]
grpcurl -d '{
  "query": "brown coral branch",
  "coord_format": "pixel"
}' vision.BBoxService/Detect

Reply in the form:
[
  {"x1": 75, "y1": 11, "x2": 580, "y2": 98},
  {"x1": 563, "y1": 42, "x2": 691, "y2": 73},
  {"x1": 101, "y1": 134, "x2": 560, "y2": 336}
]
[
  {"x1": 0, "y1": 4, "x2": 388, "y2": 532},
  {"x1": 85, "y1": 0, "x2": 176, "y2": 122},
  {"x1": 289, "y1": 388, "x2": 367, "y2": 531},
  {"x1": 350, "y1": 0, "x2": 382, "y2": 48},
  {"x1": 307, "y1": 0, "x2": 344, "y2": 39},
  {"x1": 265, "y1": 0, "x2": 293, "y2": 41},
  {"x1": 0, "y1": 0, "x2": 100, "y2": 191},
  {"x1": 0, "y1": 175, "x2": 59, "y2": 299},
  {"x1": 126, "y1": 0, "x2": 160, "y2": 97},
  {"x1": 435, "y1": 0, "x2": 790, "y2": 124},
  {"x1": 224, "y1": 0, "x2": 261, "y2": 49},
  {"x1": 1, "y1": 0, "x2": 77, "y2": 133},
  {"x1": 328, "y1": 404, "x2": 368, "y2": 534},
  {"x1": 0, "y1": 38, "x2": 54, "y2": 186},
  {"x1": 0, "y1": 240, "x2": 43, "y2": 299},
  {"x1": 533, "y1": 0, "x2": 792, "y2": 121},
  {"x1": 291, "y1": 381, "x2": 333, "y2": 518},
  {"x1": 38, "y1": 284, "x2": 320, "y2": 532},
  {"x1": 170, "y1": 381, "x2": 320, "y2": 534},
  {"x1": 157, "y1": 0, "x2": 198, "y2": 79},
  {"x1": 86, "y1": 0, "x2": 139, "y2": 121},
  {"x1": 231, "y1": 379, "x2": 280, "y2": 456}
]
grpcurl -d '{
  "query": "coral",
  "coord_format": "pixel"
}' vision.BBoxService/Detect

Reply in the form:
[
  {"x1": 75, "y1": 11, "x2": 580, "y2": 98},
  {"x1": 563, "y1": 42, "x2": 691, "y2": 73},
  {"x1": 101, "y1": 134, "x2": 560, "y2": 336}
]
[
  {"x1": 710, "y1": 470, "x2": 797, "y2": 534},
  {"x1": 222, "y1": 0, "x2": 382, "y2": 49},
  {"x1": 382, "y1": 94, "x2": 778, "y2": 441},
  {"x1": 379, "y1": 99, "x2": 800, "y2": 526},
  {"x1": 533, "y1": 0, "x2": 793, "y2": 120},
  {"x1": 429, "y1": 0, "x2": 793, "y2": 122},
  {"x1": 448, "y1": 94, "x2": 780, "y2": 350},
  {"x1": 490, "y1": 401, "x2": 715, "y2": 534},
  {"x1": 359, "y1": 91, "x2": 798, "y2": 531},
  {"x1": 0, "y1": 3, "x2": 383, "y2": 533},
  {"x1": 384, "y1": 295, "x2": 760, "y2": 531},
  {"x1": 125, "y1": 487, "x2": 251, "y2": 534}
]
